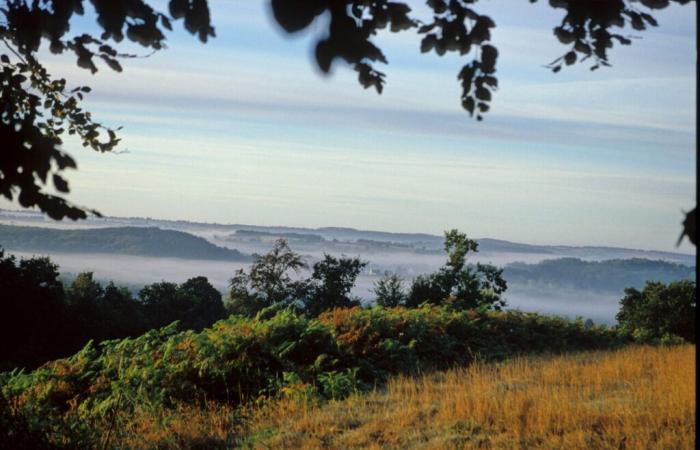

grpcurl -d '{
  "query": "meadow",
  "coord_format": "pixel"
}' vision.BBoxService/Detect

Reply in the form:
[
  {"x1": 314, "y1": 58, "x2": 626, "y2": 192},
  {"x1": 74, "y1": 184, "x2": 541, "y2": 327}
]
[
  {"x1": 240, "y1": 345, "x2": 696, "y2": 450},
  {"x1": 3, "y1": 305, "x2": 695, "y2": 449}
]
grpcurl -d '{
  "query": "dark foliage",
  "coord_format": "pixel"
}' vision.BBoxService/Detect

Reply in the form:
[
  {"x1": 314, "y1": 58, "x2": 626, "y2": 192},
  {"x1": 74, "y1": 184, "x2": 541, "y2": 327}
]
[
  {"x1": 373, "y1": 272, "x2": 406, "y2": 307},
  {"x1": 405, "y1": 229, "x2": 507, "y2": 310},
  {"x1": 226, "y1": 238, "x2": 366, "y2": 317},
  {"x1": 616, "y1": 280, "x2": 696, "y2": 343},
  {"x1": 0, "y1": 250, "x2": 66, "y2": 371},
  {"x1": 0, "y1": 250, "x2": 227, "y2": 371},
  {"x1": 141, "y1": 276, "x2": 226, "y2": 331},
  {"x1": 0, "y1": 393, "x2": 60, "y2": 450},
  {"x1": 227, "y1": 239, "x2": 309, "y2": 316},
  {"x1": 678, "y1": 207, "x2": 696, "y2": 246},
  {"x1": 304, "y1": 254, "x2": 367, "y2": 316}
]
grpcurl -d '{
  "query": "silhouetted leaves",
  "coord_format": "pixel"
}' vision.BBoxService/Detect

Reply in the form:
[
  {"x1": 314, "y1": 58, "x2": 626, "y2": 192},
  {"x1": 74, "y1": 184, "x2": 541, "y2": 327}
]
[
  {"x1": 540, "y1": 0, "x2": 690, "y2": 73},
  {"x1": 678, "y1": 208, "x2": 696, "y2": 246},
  {"x1": 271, "y1": 0, "x2": 326, "y2": 33},
  {"x1": 227, "y1": 239, "x2": 367, "y2": 317},
  {"x1": 0, "y1": 0, "x2": 216, "y2": 219}
]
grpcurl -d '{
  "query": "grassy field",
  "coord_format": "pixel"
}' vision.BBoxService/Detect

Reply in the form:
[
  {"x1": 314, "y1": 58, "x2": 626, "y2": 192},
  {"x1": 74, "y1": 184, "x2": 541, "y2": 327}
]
[{"x1": 238, "y1": 345, "x2": 695, "y2": 449}]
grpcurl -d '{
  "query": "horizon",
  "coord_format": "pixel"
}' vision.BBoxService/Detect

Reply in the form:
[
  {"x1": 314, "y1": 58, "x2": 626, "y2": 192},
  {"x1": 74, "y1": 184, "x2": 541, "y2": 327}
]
[
  {"x1": 0, "y1": 207, "x2": 694, "y2": 257},
  {"x1": 0, "y1": 0, "x2": 696, "y2": 254}
]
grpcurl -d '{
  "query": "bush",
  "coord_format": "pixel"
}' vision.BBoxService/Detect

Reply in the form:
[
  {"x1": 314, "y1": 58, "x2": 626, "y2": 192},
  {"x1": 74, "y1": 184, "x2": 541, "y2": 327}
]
[
  {"x1": 0, "y1": 306, "x2": 623, "y2": 448},
  {"x1": 616, "y1": 280, "x2": 695, "y2": 343}
]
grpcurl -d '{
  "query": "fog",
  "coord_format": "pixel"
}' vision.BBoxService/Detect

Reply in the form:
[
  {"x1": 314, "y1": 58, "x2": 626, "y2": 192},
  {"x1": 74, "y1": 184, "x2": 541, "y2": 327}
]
[
  {"x1": 6, "y1": 211, "x2": 691, "y2": 326},
  {"x1": 12, "y1": 248, "x2": 624, "y2": 324},
  {"x1": 11, "y1": 251, "x2": 249, "y2": 293},
  {"x1": 503, "y1": 288, "x2": 621, "y2": 325}
]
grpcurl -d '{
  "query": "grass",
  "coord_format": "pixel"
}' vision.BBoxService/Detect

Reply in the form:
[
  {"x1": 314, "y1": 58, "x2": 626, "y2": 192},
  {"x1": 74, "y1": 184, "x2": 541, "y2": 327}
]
[{"x1": 237, "y1": 345, "x2": 695, "y2": 449}]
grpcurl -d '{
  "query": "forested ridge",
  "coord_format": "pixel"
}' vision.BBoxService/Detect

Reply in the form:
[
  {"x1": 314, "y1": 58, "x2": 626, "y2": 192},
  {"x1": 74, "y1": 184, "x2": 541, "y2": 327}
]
[
  {"x1": 503, "y1": 258, "x2": 695, "y2": 292},
  {"x1": 0, "y1": 224, "x2": 250, "y2": 261}
]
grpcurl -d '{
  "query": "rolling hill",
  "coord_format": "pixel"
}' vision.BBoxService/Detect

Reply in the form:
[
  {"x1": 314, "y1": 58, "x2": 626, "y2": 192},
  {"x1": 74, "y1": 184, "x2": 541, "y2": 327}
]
[{"x1": 0, "y1": 225, "x2": 250, "y2": 261}]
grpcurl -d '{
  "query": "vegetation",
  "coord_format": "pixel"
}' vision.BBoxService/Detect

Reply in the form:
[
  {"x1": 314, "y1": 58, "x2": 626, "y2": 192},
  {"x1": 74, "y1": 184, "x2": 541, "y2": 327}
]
[
  {"x1": 228, "y1": 230, "x2": 506, "y2": 316},
  {"x1": 226, "y1": 239, "x2": 367, "y2": 318},
  {"x1": 241, "y1": 345, "x2": 695, "y2": 450},
  {"x1": 2, "y1": 226, "x2": 695, "y2": 373},
  {"x1": 0, "y1": 230, "x2": 695, "y2": 448},
  {"x1": 504, "y1": 257, "x2": 695, "y2": 293},
  {"x1": 0, "y1": 250, "x2": 228, "y2": 371},
  {"x1": 405, "y1": 230, "x2": 507, "y2": 310},
  {"x1": 0, "y1": 305, "x2": 623, "y2": 448},
  {"x1": 0, "y1": 224, "x2": 250, "y2": 261},
  {"x1": 373, "y1": 272, "x2": 406, "y2": 308},
  {"x1": 616, "y1": 280, "x2": 696, "y2": 344}
]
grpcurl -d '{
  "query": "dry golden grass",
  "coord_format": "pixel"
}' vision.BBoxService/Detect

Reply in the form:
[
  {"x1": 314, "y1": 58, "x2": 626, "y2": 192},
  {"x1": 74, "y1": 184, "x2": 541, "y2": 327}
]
[
  {"x1": 239, "y1": 345, "x2": 695, "y2": 449},
  {"x1": 105, "y1": 402, "x2": 237, "y2": 449}
]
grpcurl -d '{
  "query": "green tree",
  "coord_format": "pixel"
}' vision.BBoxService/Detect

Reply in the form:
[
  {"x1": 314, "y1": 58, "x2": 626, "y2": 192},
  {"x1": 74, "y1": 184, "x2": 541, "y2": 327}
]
[
  {"x1": 139, "y1": 281, "x2": 183, "y2": 327},
  {"x1": 139, "y1": 277, "x2": 225, "y2": 330},
  {"x1": 406, "y1": 229, "x2": 507, "y2": 310},
  {"x1": 100, "y1": 281, "x2": 147, "y2": 338},
  {"x1": 373, "y1": 272, "x2": 406, "y2": 307},
  {"x1": 226, "y1": 239, "x2": 308, "y2": 317},
  {"x1": 304, "y1": 254, "x2": 367, "y2": 316},
  {"x1": 65, "y1": 271, "x2": 103, "y2": 306},
  {"x1": 178, "y1": 275, "x2": 227, "y2": 330},
  {"x1": 616, "y1": 280, "x2": 696, "y2": 343}
]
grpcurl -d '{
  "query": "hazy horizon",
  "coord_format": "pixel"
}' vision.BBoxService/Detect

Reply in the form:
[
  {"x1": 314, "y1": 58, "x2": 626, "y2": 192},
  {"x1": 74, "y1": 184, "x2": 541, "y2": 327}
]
[{"x1": 0, "y1": 207, "x2": 695, "y2": 256}]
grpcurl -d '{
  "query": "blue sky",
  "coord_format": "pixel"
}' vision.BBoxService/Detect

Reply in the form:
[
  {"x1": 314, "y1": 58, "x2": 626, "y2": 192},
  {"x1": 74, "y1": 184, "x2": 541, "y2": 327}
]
[{"x1": 2, "y1": 0, "x2": 696, "y2": 252}]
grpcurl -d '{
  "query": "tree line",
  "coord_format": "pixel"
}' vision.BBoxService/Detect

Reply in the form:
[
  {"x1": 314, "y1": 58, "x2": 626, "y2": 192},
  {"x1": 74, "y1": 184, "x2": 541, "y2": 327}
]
[
  {"x1": 0, "y1": 229, "x2": 506, "y2": 370},
  {"x1": 228, "y1": 229, "x2": 507, "y2": 316},
  {"x1": 0, "y1": 251, "x2": 226, "y2": 371},
  {"x1": 1, "y1": 229, "x2": 694, "y2": 372},
  {"x1": 503, "y1": 257, "x2": 695, "y2": 293}
]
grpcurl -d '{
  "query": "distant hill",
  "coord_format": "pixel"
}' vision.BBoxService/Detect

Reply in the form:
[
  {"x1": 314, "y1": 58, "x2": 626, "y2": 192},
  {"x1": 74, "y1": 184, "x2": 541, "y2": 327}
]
[
  {"x1": 504, "y1": 257, "x2": 695, "y2": 293},
  {"x1": 0, "y1": 225, "x2": 250, "y2": 261},
  {"x1": 0, "y1": 209, "x2": 694, "y2": 265},
  {"x1": 233, "y1": 229, "x2": 325, "y2": 243}
]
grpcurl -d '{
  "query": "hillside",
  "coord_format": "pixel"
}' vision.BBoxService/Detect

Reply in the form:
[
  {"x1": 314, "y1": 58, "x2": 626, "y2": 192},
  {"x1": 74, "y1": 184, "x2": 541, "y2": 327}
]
[
  {"x1": 0, "y1": 225, "x2": 250, "y2": 261},
  {"x1": 1, "y1": 209, "x2": 694, "y2": 265},
  {"x1": 503, "y1": 257, "x2": 696, "y2": 292}
]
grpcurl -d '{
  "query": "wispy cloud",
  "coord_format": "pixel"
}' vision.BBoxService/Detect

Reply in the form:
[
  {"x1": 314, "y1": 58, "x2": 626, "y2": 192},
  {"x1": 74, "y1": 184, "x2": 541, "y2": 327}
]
[{"x1": 8, "y1": 1, "x2": 694, "y2": 253}]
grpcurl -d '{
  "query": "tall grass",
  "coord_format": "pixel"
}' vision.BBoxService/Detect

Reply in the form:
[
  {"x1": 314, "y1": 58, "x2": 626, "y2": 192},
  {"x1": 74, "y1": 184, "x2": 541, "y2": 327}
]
[{"x1": 241, "y1": 345, "x2": 695, "y2": 449}]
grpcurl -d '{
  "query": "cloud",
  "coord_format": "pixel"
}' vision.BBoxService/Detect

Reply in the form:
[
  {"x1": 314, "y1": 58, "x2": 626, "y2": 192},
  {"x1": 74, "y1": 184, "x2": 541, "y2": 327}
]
[{"x1": 17, "y1": 1, "x2": 695, "y2": 253}]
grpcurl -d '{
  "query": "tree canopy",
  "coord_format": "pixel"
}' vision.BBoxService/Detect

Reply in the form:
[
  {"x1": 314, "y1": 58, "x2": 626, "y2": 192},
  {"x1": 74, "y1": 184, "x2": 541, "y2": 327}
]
[
  {"x1": 405, "y1": 229, "x2": 508, "y2": 310},
  {"x1": 226, "y1": 238, "x2": 367, "y2": 317},
  {"x1": 0, "y1": 0, "x2": 694, "y2": 241},
  {"x1": 616, "y1": 280, "x2": 696, "y2": 343}
]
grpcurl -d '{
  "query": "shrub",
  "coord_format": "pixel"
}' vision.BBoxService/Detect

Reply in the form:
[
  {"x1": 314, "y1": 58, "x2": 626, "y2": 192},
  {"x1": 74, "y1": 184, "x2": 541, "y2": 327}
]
[
  {"x1": 616, "y1": 280, "x2": 695, "y2": 343},
  {"x1": 0, "y1": 306, "x2": 622, "y2": 448}
]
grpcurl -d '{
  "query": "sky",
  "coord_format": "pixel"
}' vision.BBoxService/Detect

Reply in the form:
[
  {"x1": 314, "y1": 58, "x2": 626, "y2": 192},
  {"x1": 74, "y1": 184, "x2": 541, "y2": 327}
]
[{"x1": 1, "y1": 0, "x2": 696, "y2": 252}]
